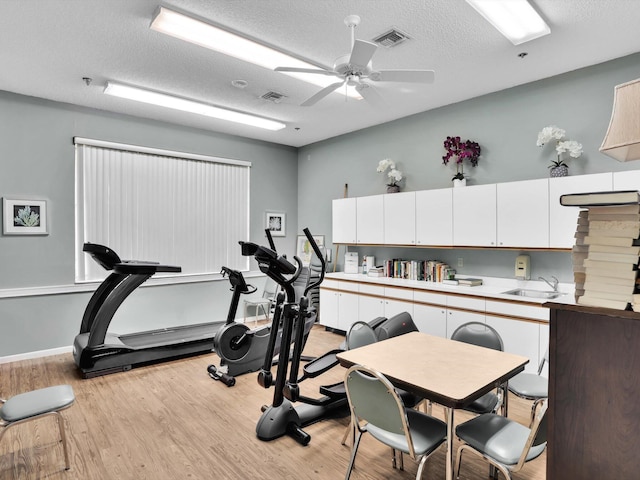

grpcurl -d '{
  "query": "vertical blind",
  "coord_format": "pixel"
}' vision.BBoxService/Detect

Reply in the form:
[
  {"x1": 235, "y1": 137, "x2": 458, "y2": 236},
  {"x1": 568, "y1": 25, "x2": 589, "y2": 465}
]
[{"x1": 74, "y1": 138, "x2": 250, "y2": 282}]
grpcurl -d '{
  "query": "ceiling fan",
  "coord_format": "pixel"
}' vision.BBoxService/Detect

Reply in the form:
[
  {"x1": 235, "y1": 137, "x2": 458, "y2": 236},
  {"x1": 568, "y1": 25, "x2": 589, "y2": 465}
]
[{"x1": 275, "y1": 15, "x2": 435, "y2": 107}]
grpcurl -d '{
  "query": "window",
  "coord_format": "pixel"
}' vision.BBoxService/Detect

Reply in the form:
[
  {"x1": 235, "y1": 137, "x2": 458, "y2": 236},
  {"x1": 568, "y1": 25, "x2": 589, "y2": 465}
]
[{"x1": 74, "y1": 138, "x2": 250, "y2": 283}]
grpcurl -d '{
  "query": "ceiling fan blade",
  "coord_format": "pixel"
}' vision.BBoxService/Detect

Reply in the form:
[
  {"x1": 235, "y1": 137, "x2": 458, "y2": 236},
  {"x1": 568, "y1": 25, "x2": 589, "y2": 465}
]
[
  {"x1": 356, "y1": 83, "x2": 385, "y2": 107},
  {"x1": 373, "y1": 70, "x2": 436, "y2": 83},
  {"x1": 275, "y1": 66, "x2": 339, "y2": 77},
  {"x1": 349, "y1": 39, "x2": 377, "y2": 70},
  {"x1": 301, "y1": 81, "x2": 346, "y2": 106}
]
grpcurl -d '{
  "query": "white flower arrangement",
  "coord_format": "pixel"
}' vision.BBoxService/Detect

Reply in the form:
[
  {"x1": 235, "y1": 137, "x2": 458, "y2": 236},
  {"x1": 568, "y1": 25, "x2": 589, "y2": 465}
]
[
  {"x1": 537, "y1": 125, "x2": 583, "y2": 169},
  {"x1": 377, "y1": 158, "x2": 403, "y2": 187}
]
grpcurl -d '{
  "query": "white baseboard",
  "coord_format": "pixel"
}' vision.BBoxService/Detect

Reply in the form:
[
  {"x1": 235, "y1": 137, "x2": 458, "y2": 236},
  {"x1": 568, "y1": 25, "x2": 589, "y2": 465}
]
[{"x1": 0, "y1": 345, "x2": 73, "y2": 364}]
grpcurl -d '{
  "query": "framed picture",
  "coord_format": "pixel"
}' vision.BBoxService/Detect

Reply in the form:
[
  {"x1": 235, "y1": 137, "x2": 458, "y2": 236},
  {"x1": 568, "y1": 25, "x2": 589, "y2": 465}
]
[
  {"x1": 296, "y1": 235, "x2": 324, "y2": 266},
  {"x1": 3, "y1": 197, "x2": 48, "y2": 235},
  {"x1": 265, "y1": 211, "x2": 286, "y2": 237}
]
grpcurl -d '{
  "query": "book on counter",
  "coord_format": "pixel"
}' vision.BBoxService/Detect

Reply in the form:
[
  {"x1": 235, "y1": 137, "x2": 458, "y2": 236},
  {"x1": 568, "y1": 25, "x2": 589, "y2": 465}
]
[{"x1": 560, "y1": 190, "x2": 640, "y2": 207}]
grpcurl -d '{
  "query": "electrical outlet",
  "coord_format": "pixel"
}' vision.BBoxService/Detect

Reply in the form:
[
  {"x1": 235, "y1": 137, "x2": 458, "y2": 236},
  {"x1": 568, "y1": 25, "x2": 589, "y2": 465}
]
[{"x1": 457, "y1": 257, "x2": 464, "y2": 267}]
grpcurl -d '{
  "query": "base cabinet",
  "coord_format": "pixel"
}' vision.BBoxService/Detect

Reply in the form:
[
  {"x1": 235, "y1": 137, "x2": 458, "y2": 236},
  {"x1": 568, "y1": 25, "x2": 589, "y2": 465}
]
[{"x1": 547, "y1": 303, "x2": 640, "y2": 479}]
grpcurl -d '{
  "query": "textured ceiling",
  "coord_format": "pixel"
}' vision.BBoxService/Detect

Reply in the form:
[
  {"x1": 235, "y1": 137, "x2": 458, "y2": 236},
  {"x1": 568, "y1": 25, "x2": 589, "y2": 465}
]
[{"x1": 1, "y1": 0, "x2": 639, "y2": 147}]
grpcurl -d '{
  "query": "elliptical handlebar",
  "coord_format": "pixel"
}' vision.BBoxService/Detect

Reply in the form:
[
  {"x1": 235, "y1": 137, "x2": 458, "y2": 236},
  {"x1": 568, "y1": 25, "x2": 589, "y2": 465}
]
[{"x1": 302, "y1": 228, "x2": 325, "y2": 297}]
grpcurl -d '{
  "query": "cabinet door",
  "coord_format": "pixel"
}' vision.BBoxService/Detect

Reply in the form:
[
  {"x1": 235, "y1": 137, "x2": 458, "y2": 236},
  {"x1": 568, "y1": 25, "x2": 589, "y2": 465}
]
[
  {"x1": 338, "y1": 291, "x2": 359, "y2": 331},
  {"x1": 549, "y1": 173, "x2": 613, "y2": 248},
  {"x1": 356, "y1": 195, "x2": 384, "y2": 244},
  {"x1": 446, "y1": 309, "x2": 485, "y2": 338},
  {"x1": 416, "y1": 188, "x2": 453, "y2": 246},
  {"x1": 413, "y1": 304, "x2": 447, "y2": 338},
  {"x1": 319, "y1": 288, "x2": 339, "y2": 329},
  {"x1": 453, "y1": 184, "x2": 497, "y2": 246},
  {"x1": 384, "y1": 191, "x2": 416, "y2": 245},
  {"x1": 359, "y1": 294, "x2": 385, "y2": 324},
  {"x1": 613, "y1": 169, "x2": 640, "y2": 190},
  {"x1": 497, "y1": 178, "x2": 549, "y2": 247},
  {"x1": 485, "y1": 315, "x2": 540, "y2": 374},
  {"x1": 332, "y1": 198, "x2": 357, "y2": 244},
  {"x1": 384, "y1": 299, "x2": 414, "y2": 319}
]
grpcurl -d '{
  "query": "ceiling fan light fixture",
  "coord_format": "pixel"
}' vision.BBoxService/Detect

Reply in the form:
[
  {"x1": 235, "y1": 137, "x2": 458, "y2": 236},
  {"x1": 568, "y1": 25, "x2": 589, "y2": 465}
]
[
  {"x1": 465, "y1": 0, "x2": 550, "y2": 45},
  {"x1": 150, "y1": 7, "x2": 356, "y2": 97},
  {"x1": 104, "y1": 82, "x2": 286, "y2": 131}
]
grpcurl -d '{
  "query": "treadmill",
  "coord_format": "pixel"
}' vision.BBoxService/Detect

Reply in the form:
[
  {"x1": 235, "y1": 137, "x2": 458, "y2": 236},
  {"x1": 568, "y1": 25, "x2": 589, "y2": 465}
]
[{"x1": 73, "y1": 243, "x2": 223, "y2": 378}]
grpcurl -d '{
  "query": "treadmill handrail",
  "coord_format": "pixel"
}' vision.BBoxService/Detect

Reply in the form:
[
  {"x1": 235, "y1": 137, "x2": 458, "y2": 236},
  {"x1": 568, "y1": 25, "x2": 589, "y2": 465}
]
[{"x1": 113, "y1": 263, "x2": 182, "y2": 275}]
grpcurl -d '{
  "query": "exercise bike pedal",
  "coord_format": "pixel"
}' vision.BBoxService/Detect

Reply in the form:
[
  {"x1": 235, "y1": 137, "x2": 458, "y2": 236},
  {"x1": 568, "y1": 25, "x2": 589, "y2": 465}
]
[
  {"x1": 207, "y1": 364, "x2": 236, "y2": 387},
  {"x1": 319, "y1": 381, "x2": 346, "y2": 399}
]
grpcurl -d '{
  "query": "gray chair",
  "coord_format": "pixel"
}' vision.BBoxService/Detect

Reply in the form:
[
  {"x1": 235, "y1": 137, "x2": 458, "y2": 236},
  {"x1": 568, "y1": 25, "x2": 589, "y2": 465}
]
[
  {"x1": 508, "y1": 347, "x2": 548, "y2": 421},
  {"x1": 450, "y1": 322, "x2": 505, "y2": 415},
  {"x1": 244, "y1": 276, "x2": 279, "y2": 324},
  {"x1": 344, "y1": 365, "x2": 447, "y2": 480},
  {"x1": 455, "y1": 399, "x2": 548, "y2": 480},
  {"x1": 0, "y1": 384, "x2": 76, "y2": 470}
]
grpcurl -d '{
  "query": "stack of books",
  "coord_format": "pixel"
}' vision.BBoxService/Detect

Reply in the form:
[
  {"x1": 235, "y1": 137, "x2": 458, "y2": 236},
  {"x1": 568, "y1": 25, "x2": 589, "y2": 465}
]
[{"x1": 561, "y1": 190, "x2": 640, "y2": 310}]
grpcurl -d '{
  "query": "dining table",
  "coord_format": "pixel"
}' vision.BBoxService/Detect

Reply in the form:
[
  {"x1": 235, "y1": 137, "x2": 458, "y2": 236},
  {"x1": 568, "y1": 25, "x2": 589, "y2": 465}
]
[{"x1": 336, "y1": 331, "x2": 529, "y2": 480}]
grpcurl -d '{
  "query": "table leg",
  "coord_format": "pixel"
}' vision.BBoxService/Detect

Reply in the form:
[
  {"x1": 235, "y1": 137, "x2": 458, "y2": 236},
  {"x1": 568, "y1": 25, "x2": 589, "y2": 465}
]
[{"x1": 446, "y1": 407, "x2": 454, "y2": 480}]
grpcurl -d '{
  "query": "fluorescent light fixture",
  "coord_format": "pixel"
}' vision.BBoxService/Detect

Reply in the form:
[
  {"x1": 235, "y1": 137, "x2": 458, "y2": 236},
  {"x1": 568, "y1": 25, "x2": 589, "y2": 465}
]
[
  {"x1": 150, "y1": 6, "x2": 360, "y2": 99},
  {"x1": 465, "y1": 0, "x2": 550, "y2": 45},
  {"x1": 104, "y1": 82, "x2": 286, "y2": 131}
]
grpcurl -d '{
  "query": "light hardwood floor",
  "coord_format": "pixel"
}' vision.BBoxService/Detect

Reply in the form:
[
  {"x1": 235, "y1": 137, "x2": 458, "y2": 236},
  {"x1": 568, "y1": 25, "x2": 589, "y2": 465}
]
[{"x1": 0, "y1": 325, "x2": 546, "y2": 480}]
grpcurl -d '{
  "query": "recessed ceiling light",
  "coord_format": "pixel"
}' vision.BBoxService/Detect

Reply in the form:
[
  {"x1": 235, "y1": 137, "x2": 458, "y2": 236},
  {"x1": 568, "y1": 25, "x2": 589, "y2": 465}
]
[
  {"x1": 150, "y1": 7, "x2": 359, "y2": 99},
  {"x1": 231, "y1": 79, "x2": 248, "y2": 89},
  {"x1": 465, "y1": 0, "x2": 550, "y2": 45},
  {"x1": 104, "y1": 82, "x2": 285, "y2": 131}
]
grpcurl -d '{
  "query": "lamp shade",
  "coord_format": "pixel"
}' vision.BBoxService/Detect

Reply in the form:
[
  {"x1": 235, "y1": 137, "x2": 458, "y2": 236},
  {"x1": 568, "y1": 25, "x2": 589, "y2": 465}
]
[{"x1": 600, "y1": 78, "x2": 640, "y2": 162}]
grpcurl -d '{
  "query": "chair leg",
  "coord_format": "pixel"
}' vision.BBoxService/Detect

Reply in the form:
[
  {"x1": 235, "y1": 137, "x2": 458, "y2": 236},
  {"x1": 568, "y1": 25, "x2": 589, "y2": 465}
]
[
  {"x1": 341, "y1": 418, "x2": 354, "y2": 446},
  {"x1": 56, "y1": 412, "x2": 71, "y2": 470},
  {"x1": 345, "y1": 430, "x2": 363, "y2": 480},
  {"x1": 416, "y1": 454, "x2": 429, "y2": 480}
]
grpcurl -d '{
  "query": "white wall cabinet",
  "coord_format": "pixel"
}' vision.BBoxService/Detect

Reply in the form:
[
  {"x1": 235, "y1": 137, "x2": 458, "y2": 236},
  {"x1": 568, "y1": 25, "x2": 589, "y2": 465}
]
[
  {"x1": 413, "y1": 304, "x2": 447, "y2": 337},
  {"x1": 332, "y1": 198, "x2": 357, "y2": 244},
  {"x1": 453, "y1": 183, "x2": 497, "y2": 246},
  {"x1": 613, "y1": 170, "x2": 640, "y2": 190},
  {"x1": 497, "y1": 178, "x2": 549, "y2": 247},
  {"x1": 356, "y1": 195, "x2": 384, "y2": 244},
  {"x1": 416, "y1": 188, "x2": 453, "y2": 246},
  {"x1": 384, "y1": 191, "x2": 416, "y2": 245},
  {"x1": 549, "y1": 173, "x2": 613, "y2": 248},
  {"x1": 358, "y1": 284, "x2": 385, "y2": 323}
]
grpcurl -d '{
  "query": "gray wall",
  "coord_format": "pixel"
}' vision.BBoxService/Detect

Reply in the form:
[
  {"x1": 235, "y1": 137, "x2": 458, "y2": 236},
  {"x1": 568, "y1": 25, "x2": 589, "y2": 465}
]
[
  {"x1": 0, "y1": 91, "x2": 298, "y2": 355},
  {"x1": 297, "y1": 53, "x2": 640, "y2": 282}
]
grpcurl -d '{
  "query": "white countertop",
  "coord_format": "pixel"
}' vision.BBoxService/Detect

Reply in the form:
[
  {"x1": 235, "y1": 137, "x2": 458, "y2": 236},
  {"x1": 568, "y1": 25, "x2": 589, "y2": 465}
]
[{"x1": 324, "y1": 272, "x2": 575, "y2": 305}]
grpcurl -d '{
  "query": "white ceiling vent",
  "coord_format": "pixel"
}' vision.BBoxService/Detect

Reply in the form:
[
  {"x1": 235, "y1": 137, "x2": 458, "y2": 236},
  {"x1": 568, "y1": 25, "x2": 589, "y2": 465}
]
[
  {"x1": 260, "y1": 91, "x2": 287, "y2": 103},
  {"x1": 372, "y1": 28, "x2": 411, "y2": 48}
]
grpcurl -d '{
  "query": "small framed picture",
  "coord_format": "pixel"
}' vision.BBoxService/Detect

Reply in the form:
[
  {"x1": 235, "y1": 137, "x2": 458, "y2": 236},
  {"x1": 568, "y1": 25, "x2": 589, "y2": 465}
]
[
  {"x1": 296, "y1": 235, "x2": 325, "y2": 266},
  {"x1": 3, "y1": 197, "x2": 48, "y2": 235},
  {"x1": 265, "y1": 211, "x2": 286, "y2": 237}
]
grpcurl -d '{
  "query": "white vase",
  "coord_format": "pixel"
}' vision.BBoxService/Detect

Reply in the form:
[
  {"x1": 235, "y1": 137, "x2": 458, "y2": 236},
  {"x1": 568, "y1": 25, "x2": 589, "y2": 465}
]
[{"x1": 453, "y1": 178, "x2": 467, "y2": 188}]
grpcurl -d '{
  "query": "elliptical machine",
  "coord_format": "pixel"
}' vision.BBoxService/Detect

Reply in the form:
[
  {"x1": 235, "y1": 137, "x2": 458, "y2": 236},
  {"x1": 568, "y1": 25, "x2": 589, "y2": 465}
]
[
  {"x1": 243, "y1": 228, "x2": 345, "y2": 446},
  {"x1": 207, "y1": 230, "x2": 315, "y2": 386}
]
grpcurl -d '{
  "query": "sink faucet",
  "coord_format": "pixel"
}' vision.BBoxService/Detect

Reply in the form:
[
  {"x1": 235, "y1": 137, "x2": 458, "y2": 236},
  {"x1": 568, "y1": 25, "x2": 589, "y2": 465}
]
[{"x1": 539, "y1": 275, "x2": 559, "y2": 292}]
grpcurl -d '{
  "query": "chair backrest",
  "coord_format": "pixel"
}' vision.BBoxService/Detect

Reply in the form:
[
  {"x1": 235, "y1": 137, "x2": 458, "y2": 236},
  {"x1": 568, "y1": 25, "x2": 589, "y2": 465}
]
[
  {"x1": 345, "y1": 321, "x2": 378, "y2": 350},
  {"x1": 344, "y1": 365, "x2": 415, "y2": 456},
  {"x1": 451, "y1": 322, "x2": 503, "y2": 352},
  {"x1": 292, "y1": 266, "x2": 311, "y2": 301},
  {"x1": 262, "y1": 276, "x2": 279, "y2": 300},
  {"x1": 538, "y1": 346, "x2": 549, "y2": 375},
  {"x1": 514, "y1": 399, "x2": 548, "y2": 471}
]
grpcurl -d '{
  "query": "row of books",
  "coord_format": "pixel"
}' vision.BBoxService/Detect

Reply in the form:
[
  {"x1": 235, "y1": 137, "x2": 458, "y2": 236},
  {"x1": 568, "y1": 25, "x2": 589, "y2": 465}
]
[
  {"x1": 562, "y1": 190, "x2": 640, "y2": 311},
  {"x1": 381, "y1": 259, "x2": 455, "y2": 283}
]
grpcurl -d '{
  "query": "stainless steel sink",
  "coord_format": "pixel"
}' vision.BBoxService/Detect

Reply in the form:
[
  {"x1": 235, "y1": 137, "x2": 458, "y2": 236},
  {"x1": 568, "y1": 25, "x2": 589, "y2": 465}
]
[{"x1": 501, "y1": 288, "x2": 564, "y2": 299}]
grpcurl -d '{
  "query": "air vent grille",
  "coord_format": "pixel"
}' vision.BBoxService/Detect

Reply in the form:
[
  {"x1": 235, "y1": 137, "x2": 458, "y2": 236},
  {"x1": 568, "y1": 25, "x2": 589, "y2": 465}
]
[
  {"x1": 372, "y1": 28, "x2": 411, "y2": 48},
  {"x1": 260, "y1": 91, "x2": 286, "y2": 103}
]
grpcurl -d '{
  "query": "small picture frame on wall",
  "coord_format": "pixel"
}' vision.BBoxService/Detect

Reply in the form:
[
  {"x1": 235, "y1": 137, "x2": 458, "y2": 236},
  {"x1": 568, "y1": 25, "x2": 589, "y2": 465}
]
[
  {"x1": 296, "y1": 235, "x2": 325, "y2": 266},
  {"x1": 265, "y1": 211, "x2": 286, "y2": 237},
  {"x1": 3, "y1": 197, "x2": 48, "y2": 235}
]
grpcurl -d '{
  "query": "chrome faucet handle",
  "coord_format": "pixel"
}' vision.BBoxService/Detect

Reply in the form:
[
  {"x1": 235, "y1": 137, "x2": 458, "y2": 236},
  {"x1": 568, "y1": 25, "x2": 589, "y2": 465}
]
[{"x1": 539, "y1": 275, "x2": 559, "y2": 292}]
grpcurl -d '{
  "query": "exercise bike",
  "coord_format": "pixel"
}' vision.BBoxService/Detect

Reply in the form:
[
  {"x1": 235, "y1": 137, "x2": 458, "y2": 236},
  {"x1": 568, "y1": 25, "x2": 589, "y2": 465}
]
[
  {"x1": 207, "y1": 231, "x2": 315, "y2": 387},
  {"x1": 243, "y1": 228, "x2": 346, "y2": 446}
]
